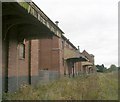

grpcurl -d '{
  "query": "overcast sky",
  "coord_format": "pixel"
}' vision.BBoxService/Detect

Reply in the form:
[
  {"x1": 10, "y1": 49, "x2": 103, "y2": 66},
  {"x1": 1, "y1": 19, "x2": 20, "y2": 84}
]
[{"x1": 32, "y1": 0, "x2": 118, "y2": 68}]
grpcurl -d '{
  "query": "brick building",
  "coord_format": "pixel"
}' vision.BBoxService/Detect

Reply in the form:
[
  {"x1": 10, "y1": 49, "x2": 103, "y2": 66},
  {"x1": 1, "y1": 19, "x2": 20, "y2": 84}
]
[
  {"x1": 28, "y1": 34, "x2": 95, "y2": 80},
  {"x1": 80, "y1": 50, "x2": 96, "y2": 74},
  {"x1": 61, "y1": 35, "x2": 88, "y2": 77},
  {"x1": 2, "y1": 2, "x2": 64, "y2": 92},
  {"x1": 2, "y1": 1, "x2": 95, "y2": 92}
]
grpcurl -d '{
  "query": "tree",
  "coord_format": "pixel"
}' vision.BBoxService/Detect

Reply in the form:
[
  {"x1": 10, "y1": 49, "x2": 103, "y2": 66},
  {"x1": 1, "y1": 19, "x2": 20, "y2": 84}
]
[
  {"x1": 107, "y1": 64, "x2": 118, "y2": 72},
  {"x1": 96, "y1": 64, "x2": 107, "y2": 72}
]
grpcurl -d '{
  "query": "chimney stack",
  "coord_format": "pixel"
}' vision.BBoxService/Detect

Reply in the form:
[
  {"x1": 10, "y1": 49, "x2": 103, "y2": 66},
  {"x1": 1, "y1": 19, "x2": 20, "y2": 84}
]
[
  {"x1": 55, "y1": 21, "x2": 59, "y2": 26},
  {"x1": 78, "y1": 46, "x2": 80, "y2": 51}
]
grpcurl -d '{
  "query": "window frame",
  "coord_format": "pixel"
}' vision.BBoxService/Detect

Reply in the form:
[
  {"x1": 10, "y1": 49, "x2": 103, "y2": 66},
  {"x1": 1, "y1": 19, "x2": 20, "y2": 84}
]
[{"x1": 19, "y1": 43, "x2": 25, "y2": 59}]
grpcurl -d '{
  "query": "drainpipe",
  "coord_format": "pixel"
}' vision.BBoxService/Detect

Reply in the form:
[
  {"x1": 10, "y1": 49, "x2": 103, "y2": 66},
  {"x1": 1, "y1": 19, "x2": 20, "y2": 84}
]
[
  {"x1": 28, "y1": 41, "x2": 31, "y2": 84},
  {"x1": 72, "y1": 63, "x2": 74, "y2": 77}
]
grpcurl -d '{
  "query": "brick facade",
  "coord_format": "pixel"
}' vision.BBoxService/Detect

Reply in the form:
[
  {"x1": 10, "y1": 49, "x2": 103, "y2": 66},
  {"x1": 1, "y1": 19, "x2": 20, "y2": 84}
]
[
  {"x1": 81, "y1": 50, "x2": 96, "y2": 74},
  {"x1": 2, "y1": 2, "x2": 96, "y2": 92}
]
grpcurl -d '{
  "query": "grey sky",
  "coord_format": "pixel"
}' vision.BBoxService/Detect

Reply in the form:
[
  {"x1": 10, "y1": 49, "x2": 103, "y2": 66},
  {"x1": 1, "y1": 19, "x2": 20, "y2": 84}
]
[{"x1": 32, "y1": 0, "x2": 118, "y2": 68}]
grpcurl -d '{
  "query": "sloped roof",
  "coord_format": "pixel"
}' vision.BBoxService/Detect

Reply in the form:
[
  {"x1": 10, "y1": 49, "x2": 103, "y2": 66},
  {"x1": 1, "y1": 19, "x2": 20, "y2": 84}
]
[
  {"x1": 64, "y1": 48, "x2": 88, "y2": 62},
  {"x1": 81, "y1": 61, "x2": 93, "y2": 66}
]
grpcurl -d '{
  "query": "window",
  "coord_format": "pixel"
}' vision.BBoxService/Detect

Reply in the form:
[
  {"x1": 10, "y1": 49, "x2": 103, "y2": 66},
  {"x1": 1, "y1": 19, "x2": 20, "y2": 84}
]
[{"x1": 19, "y1": 43, "x2": 25, "y2": 59}]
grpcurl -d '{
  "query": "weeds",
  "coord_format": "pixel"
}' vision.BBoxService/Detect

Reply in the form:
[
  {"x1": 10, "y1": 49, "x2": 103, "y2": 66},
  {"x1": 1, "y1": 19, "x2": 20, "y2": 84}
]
[{"x1": 3, "y1": 72, "x2": 118, "y2": 100}]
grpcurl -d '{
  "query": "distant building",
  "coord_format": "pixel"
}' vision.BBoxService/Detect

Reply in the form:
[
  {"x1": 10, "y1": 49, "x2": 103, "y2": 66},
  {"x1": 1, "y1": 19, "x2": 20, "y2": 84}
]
[
  {"x1": 61, "y1": 35, "x2": 88, "y2": 77},
  {"x1": 80, "y1": 50, "x2": 96, "y2": 74}
]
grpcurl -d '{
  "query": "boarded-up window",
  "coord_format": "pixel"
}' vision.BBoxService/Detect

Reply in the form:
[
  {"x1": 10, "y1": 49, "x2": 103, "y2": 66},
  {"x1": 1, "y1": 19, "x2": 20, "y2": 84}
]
[{"x1": 19, "y1": 43, "x2": 25, "y2": 59}]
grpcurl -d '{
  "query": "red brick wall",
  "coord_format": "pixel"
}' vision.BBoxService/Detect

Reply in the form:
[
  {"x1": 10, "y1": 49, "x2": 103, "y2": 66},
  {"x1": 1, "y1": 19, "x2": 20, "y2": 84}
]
[
  {"x1": 8, "y1": 39, "x2": 30, "y2": 77},
  {"x1": 17, "y1": 41, "x2": 29, "y2": 76},
  {"x1": 82, "y1": 50, "x2": 96, "y2": 73},
  {"x1": 31, "y1": 40, "x2": 39, "y2": 76},
  {"x1": 59, "y1": 38, "x2": 64, "y2": 75},
  {"x1": 52, "y1": 36, "x2": 60, "y2": 71},
  {"x1": 38, "y1": 35, "x2": 61, "y2": 72},
  {"x1": 82, "y1": 50, "x2": 94, "y2": 64},
  {"x1": 5, "y1": 27, "x2": 30, "y2": 91},
  {"x1": 39, "y1": 38, "x2": 52, "y2": 70},
  {"x1": 8, "y1": 37, "x2": 18, "y2": 77}
]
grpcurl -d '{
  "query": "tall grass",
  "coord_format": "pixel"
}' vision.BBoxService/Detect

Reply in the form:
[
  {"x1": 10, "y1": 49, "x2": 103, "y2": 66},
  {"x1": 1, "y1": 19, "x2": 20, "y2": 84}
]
[{"x1": 3, "y1": 72, "x2": 118, "y2": 100}]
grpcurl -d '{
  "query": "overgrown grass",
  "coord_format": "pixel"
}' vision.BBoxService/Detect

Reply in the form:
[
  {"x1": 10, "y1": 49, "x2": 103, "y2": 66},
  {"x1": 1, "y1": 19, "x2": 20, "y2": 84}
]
[{"x1": 3, "y1": 72, "x2": 118, "y2": 100}]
